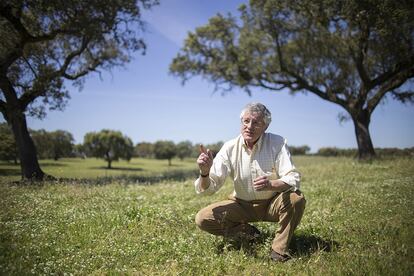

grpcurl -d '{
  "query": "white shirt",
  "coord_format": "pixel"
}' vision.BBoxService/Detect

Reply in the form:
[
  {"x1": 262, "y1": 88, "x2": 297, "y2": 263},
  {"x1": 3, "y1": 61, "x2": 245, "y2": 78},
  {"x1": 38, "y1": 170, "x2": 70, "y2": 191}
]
[{"x1": 195, "y1": 133, "x2": 300, "y2": 201}]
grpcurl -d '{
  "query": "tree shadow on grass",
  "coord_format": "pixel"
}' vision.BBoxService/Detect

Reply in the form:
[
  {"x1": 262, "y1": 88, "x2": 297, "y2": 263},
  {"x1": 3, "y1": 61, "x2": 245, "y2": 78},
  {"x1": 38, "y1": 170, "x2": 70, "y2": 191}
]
[
  {"x1": 53, "y1": 169, "x2": 199, "y2": 186},
  {"x1": 40, "y1": 162, "x2": 68, "y2": 167},
  {"x1": 8, "y1": 169, "x2": 199, "y2": 186},
  {"x1": 0, "y1": 167, "x2": 21, "y2": 176},
  {"x1": 90, "y1": 166, "x2": 144, "y2": 172}
]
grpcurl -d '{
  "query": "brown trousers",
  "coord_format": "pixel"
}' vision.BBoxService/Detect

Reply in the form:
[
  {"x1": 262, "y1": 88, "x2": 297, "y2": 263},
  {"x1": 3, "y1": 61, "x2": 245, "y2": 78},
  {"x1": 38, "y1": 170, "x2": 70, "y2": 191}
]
[{"x1": 195, "y1": 190, "x2": 306, "y2": 255}]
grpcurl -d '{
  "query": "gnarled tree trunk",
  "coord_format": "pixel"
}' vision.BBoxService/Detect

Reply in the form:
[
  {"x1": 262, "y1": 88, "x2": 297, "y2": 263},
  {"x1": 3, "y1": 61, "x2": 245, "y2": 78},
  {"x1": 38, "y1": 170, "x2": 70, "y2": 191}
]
[
  {"x1": 9, "y1": 109, "x2": 44, "y2": 180},
  {"x1": 352, "y1": 110, "x2": 376, "y2": 159},
  {"x1": 1, "y1": 73, "x2": 45, "y2": 180}
]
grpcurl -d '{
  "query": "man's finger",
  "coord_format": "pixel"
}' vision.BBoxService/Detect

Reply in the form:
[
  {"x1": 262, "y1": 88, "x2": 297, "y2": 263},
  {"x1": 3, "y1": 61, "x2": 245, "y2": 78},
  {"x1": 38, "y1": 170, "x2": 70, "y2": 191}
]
[
  {"x1": 199, "y1": 144, "x2": 207, "y2": 154},
  {"x1": 207, "y1": 149, "x2": 214, "y2": 159}
]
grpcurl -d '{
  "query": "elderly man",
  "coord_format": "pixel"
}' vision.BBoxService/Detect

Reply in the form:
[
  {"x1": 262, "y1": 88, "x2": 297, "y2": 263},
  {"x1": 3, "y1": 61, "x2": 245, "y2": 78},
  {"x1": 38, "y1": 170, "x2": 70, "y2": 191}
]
[{"x1": 195, "y1": 102, "x2": 305, "y2": 262}]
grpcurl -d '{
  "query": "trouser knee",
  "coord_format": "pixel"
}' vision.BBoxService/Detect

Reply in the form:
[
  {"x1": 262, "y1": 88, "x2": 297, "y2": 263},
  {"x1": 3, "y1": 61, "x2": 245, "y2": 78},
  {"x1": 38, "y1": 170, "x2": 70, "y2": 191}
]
[
  {"x1": 292, "y1": 192, "x2": 306, "y2": 212},
  {"x1": 195, "y1": 209, "x2": 208, "y2": 230}
]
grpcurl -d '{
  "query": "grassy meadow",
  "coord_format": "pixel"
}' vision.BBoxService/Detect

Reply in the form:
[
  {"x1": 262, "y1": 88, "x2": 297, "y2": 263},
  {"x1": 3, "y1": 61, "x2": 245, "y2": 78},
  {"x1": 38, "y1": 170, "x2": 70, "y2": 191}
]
[{"x1": 0, "y1": 156, "x2": 413, "y2": 275}]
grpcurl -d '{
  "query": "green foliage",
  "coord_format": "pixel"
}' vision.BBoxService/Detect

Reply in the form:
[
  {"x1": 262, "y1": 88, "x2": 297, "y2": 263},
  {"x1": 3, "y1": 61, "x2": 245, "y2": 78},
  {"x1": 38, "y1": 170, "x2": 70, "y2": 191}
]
[
  {"x1": 205, "y1": 141, "x2": 224, "y2": 157},
  {"x1": 317, "y1": 147, "x2": 356, "y2": 157},
  {"x1": 0, "y1": 0, "x2": 160, "y2": 119},
  {"x1": 170, "y1": 0, "x2": 414, "y2": 158},
  {"x1": 31, "y1": 129, "x2": 74, "y2": 160},
  {"x1": 0, "y1": 123, "x2": 17, "y2": 163},
  {"x1": 83, "y1": 130, "x2": 134, "y2": 169},
  {"x1": 191, "y1": 141, "x2": 224, "y2": 158},
  {"x1": 0, "y1": 157, "x2": 196, "y2": 181},
  {"x1": 0, "y1": 156, "x2": 413, "y2": 274},
  {"x1": 289, "y1": 145, "x2": 311, "y2": 155},
  {"x1": 316, "y1": 147, "x2": 414, "y2": 157},
  {"x1": 153, "y1": 140, "x2": 177, "y2": 166},
  {"x1": 134, "y1": 142, "x2": 154, "y2": 158},
  {"x1": 73, "y1": 143, "x2": 87, "y2": 159},
  {"x1": 176, "y1": 140, "x2": 193, "y2": 160}
]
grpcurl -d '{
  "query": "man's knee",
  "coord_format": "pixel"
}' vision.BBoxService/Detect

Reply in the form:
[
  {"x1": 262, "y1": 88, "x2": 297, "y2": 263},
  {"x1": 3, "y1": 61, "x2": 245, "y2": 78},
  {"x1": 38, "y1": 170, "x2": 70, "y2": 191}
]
[
  {"x1": 291, "y1": 191, "x2": 306, "y2": 211},
  {"x1": 195, "y1": 208, "x2": 210, "y2": 230}
]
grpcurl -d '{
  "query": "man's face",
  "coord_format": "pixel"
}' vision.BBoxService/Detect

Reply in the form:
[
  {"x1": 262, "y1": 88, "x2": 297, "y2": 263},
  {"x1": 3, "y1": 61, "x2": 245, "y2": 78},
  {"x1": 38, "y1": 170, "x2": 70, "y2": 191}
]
[{"x1": 240, "y1": 111, "x2": 266, "y2": 146}]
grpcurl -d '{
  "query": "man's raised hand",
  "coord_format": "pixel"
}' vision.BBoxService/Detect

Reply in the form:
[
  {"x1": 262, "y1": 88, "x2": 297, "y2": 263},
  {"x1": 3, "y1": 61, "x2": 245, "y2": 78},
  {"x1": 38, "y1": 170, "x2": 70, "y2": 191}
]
[{"x1": 197, "y1": 144, "x2": 213, "y2": 175}]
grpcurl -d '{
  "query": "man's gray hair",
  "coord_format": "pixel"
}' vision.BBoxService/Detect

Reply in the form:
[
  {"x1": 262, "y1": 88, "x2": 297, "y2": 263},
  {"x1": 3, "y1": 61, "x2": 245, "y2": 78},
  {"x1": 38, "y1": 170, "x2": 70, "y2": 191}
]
[{"x1": 240, "y1": 102, "x2": 272, "y2": 127}]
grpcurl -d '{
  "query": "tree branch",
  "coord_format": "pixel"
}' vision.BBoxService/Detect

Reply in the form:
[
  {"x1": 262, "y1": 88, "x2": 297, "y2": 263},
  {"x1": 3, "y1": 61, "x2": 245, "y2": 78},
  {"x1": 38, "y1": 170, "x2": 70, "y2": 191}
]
[
  {"x1": 0, "y1": 3, "x2": 79, "y2": 72},
  {"x1": 0, "y1": 99, "x2": 6, "y2": 116},
  {"x1": 58, "y1": 37, "x2": 91, "y2": 75},
  {"x1": 270, "y1": 29, "x2": 349, "y2": 109},
  {"x1": 367, "y1": 67, "x2": 414, "y2": 113},
  {"x1": 19, "y1": 37, "x2": 92, "y2": 109},
  {"x1": 63, "y1": 65, "x2": 98, "y2": 80},
  {"x1": 1, "y1": 3, "x2": 78, "y2": 43},
  {"x1": 371, "y1": 55, "x2": 414, "y2": 88},
  {"x1": 0, "y1": 74, "x2": 19, "y2": 105},
  {"x1": 351, "y1": 17, "x2": 371, "y2": 89},
  {"x1": 256, "y1": 77, "x2": 289, "y2": 91}
]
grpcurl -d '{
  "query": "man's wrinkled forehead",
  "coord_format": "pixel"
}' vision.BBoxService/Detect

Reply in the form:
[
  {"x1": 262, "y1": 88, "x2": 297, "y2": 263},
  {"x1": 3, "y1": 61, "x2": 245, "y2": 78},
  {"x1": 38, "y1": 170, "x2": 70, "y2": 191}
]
[{"x1": 242, "y1": 111, "x2": 264, "y2": 120}]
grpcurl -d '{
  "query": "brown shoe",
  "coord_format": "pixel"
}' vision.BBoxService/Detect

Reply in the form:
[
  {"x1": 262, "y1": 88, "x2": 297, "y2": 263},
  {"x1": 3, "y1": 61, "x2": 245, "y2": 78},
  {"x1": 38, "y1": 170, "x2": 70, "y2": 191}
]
[{"x1": 270, "y1": 250, "x2": 291, "y2": 262}]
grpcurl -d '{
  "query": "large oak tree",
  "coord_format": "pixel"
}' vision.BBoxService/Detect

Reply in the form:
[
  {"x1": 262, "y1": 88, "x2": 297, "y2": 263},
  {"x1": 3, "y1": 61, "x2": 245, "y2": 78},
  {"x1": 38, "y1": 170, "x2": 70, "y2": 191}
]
[
  {"x1": 170, "y1": 0, "x2": 414, "y2": 159},
  {"x1": 0, "y1": 0, "x2": 158, "y2": 180}
]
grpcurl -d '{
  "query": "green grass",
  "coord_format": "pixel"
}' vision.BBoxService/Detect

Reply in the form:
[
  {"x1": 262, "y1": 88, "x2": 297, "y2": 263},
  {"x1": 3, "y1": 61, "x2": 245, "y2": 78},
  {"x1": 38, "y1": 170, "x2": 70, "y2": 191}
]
[
  {"x1": 0, "y1": 157, "x2": 196, "y2": 180},
  {"x1": 0, "y1": 156, "x2": 413, "y2": 275}
]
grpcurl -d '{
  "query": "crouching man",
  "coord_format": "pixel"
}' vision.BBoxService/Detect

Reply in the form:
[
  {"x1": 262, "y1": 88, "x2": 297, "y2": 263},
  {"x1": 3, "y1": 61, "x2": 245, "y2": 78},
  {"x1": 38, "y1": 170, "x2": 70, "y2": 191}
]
[{"x1": 195, "y1": 102, "x2": 306, "y2": 262}]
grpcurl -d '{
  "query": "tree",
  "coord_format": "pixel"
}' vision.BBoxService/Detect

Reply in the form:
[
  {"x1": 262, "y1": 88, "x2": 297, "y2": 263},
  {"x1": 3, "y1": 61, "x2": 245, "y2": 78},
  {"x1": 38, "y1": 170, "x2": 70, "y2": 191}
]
[
  {"x1": 51, "y1": 130, "x2": 75, "y2": 160},
  {"x1": 0, "y1": 122, "x2": 18, "y2": 163},
  {"x1": 206, "y1": 141, "x2": 224, "y2": 158},
  {"x1": 83, "y1": 129, "x2": 133, "y2": 169},
  {"x1": 289, "y1": 145, "x2": 311, "y2": 155},
  {"x1": 134, "y1": 142, "x2": 154, "y2": 158},
  {"x1": 176, "y1": 140, "x2": 193, "y2": 160},
  {"x1": 123, "y1": 136, "x2": 134, "y2": 163},
  {"x1": 153, "y1": 140, "x2": 176, "y2": 166},
  {"x1": 73, "y1": 143, "x2": 87, "y2": 159},
  {"x1": 31, "y1": 129, "x2": 74, "y2": 160},
  {"x1": 30, "y1": 129, "x2": 50, "y2": 159},
  {"x1": 0, "y1": 0, "x2": 159, "y2": 180},
  {"x1": 170, "y1": 0, "x2": 414, "y2": 159}
]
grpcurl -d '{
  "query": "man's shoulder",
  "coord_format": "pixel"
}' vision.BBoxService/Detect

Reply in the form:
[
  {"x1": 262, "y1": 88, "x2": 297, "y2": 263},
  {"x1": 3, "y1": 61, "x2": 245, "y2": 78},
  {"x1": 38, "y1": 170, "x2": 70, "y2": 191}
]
[
  {"x1": 222, "y1": 135, "x2": 242, "y2": 149},
  {"x1": 263, "y1": 132, "x2": 286, "y2": 145}
]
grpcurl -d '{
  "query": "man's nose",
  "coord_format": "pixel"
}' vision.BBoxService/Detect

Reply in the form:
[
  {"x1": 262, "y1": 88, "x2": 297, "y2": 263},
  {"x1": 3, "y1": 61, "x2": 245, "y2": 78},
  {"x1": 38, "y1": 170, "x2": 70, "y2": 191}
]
[{"x1": 246, "y1": 122, "x2": 255, "y2": 129}]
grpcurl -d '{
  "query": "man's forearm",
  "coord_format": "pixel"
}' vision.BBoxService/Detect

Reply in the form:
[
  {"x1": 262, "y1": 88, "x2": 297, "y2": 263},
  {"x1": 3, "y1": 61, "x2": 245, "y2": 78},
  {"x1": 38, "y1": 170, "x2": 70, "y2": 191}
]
[
  {"x1": 270, "y1": 179, "x2": 291, "y2": 192},
  {"x1": 199, "y1": 176, "x2": 211, "y2": 191}
]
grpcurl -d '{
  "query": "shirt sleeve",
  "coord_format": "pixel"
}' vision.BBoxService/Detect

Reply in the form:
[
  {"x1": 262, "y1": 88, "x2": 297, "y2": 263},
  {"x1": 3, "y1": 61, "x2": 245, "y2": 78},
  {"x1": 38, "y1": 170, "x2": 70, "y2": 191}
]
[
  {"x1": 194, "y1": 146, "x2": 230, "y2": 196},
  {"x1": 275, "y1": 141, "x2": 301, "y2": 191}
]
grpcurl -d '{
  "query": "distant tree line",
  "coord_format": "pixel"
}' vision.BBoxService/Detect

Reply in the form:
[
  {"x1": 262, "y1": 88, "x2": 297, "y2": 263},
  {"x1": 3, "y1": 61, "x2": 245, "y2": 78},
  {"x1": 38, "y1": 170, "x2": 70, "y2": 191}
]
[
  {"x1": 315, "y1": 147, "x2": 414, "y2": 158},
  {"x1": 0, "y1": 125, "x2": 225, "y2": 167},
  {"x1": 1, "y1": 124, "x2": 412, "y2": 166}
]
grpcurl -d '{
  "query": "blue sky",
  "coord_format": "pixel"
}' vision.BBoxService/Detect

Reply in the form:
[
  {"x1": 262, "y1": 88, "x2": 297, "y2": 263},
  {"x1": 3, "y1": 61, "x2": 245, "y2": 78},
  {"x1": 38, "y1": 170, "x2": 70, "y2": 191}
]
[{"x1": 17, "y1": 0, "x2": 414, "y2": 152}]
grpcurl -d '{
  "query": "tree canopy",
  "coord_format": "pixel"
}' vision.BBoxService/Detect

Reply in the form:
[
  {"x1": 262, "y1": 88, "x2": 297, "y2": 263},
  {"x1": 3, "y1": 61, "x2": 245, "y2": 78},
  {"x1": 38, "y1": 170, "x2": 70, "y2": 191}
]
[
  {"x1": 134, "y1": 142, "x2": 154, "y2": 158},
  {"x1": 170, "y1": 0, "x2": 414, "y2": 159},
  {"x1": 176, "y1": 140, "x2": 193, "y2": 160},
  {"x1": 83, "y1": 129, "x2": 133, "y2": 169},
  {"x1": 0, "y1": 0, "x2": 159, "y2": 179},
  {"x1": 153, "y1": 140, "x2": 176, "y2": 166},
  {"x1": 31, "y1": 129, "x2": 74, "y2": 160}
]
